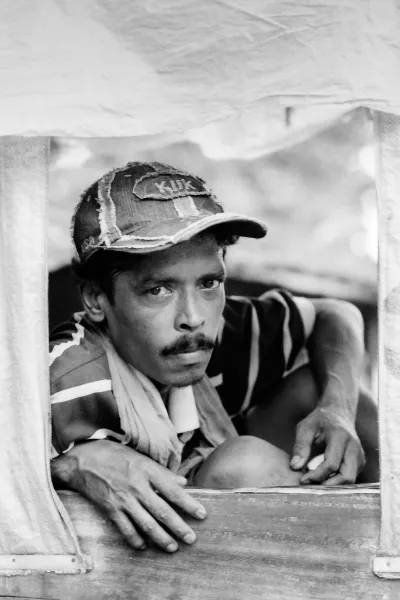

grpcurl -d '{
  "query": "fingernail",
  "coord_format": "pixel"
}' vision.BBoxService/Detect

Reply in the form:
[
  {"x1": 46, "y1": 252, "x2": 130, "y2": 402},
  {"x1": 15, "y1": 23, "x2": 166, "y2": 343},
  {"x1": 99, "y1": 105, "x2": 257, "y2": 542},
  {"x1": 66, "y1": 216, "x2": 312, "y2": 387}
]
[
  {"x1": 300, "y1": 477, "x2": 310, "y2": 485},
  {"x1": 196, "y1": 508, "x2": 206, "y2": 519},
  {"x1": 183, "y1": 532, "x2": 196, "y2": 544},
  {"x1": 290, "y1": 456, "x2": 303, "y2": 469},
  {"x1": 166, "y1": 542, "x2": 178, "y2": 553},
  {"x1": 137, "y1": 543, "x2": 147, "y2": 551}
]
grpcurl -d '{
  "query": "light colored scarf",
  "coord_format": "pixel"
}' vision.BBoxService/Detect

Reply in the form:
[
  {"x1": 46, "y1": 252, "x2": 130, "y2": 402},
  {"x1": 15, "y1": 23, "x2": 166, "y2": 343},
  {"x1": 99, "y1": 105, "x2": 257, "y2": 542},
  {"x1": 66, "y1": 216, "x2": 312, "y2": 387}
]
[{"x1": 102, "y1": 336, "x2": 237, "y2": 472}]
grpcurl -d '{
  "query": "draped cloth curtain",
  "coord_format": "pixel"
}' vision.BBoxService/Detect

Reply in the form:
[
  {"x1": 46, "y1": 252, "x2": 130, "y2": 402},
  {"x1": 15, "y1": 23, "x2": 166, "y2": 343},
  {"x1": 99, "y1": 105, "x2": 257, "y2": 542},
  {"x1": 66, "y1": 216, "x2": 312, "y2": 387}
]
[{"x1": 0, "y1": 138, "x2": 87, "y2": 573}]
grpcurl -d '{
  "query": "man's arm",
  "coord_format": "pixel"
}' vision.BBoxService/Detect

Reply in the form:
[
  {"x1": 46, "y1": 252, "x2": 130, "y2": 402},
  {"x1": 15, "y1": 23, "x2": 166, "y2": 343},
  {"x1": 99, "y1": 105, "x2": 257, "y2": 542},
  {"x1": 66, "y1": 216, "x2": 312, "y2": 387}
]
[
  {"x1": 290, "y1": 297, "x2": 367, "y2": 485},
  {"x1": 51, "y1": 440, "x2": 207, "y2": 552}
]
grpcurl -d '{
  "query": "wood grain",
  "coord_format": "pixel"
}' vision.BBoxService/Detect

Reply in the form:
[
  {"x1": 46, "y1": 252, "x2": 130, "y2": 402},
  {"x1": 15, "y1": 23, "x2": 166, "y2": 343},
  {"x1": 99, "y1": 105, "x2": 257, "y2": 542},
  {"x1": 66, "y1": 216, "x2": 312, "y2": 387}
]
[{"x1": 1, "y1": 488, "x2": 400, "y2": 600}]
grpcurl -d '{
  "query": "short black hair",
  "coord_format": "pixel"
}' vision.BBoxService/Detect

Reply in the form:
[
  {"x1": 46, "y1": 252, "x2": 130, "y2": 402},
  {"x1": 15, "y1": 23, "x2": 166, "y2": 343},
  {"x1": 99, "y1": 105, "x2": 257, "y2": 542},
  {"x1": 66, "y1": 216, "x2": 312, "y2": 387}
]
[{"x1": 71, "y1": 225, "x2": 238, "y2": 304}]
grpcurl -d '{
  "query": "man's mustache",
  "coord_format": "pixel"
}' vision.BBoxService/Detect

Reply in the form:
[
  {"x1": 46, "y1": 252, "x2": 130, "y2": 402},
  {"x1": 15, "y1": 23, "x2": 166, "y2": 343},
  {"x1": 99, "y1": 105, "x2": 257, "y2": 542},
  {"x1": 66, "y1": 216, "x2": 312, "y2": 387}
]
[{"x1": 161, "y1": 334, "x2": 215, "y2": 356}]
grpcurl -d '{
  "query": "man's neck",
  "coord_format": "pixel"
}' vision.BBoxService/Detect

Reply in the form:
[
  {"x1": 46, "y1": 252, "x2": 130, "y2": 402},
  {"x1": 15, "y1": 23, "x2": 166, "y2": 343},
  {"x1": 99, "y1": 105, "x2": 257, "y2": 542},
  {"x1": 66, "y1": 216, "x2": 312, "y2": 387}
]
[{"x1": 150, "y1": 378, "x2": 170, "y2": 403}]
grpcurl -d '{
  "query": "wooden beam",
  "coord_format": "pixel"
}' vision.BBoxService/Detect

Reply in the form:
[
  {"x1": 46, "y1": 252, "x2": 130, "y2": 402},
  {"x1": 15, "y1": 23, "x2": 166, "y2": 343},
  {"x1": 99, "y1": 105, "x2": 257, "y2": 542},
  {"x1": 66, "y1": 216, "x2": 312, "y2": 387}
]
[{"x1": 2, "y1": 487, "x2": 400, "y2": 600}]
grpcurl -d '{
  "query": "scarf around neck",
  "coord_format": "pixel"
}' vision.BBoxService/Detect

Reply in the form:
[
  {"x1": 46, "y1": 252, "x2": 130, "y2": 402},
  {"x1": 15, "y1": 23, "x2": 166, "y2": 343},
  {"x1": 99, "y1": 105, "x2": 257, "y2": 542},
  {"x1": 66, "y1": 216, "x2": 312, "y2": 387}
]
[{"x1": 102, "y1": 335, "x2": 237, "y2": 472}]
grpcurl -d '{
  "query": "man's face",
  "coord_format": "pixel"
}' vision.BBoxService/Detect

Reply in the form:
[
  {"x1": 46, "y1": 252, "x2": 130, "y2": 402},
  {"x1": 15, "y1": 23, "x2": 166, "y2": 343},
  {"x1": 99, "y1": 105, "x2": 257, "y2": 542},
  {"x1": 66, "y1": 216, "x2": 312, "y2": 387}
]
[{"x1": 100, "y1": 234, "x2": 226, "y2": 387}]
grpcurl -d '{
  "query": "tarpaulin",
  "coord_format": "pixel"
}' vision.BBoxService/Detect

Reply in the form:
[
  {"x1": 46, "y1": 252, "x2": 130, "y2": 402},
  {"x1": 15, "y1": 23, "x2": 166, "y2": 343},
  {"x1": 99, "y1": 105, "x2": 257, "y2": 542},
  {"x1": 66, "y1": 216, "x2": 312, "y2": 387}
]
[{"x1": 0, "y1": 0, "x2": 400, "y2": 137}]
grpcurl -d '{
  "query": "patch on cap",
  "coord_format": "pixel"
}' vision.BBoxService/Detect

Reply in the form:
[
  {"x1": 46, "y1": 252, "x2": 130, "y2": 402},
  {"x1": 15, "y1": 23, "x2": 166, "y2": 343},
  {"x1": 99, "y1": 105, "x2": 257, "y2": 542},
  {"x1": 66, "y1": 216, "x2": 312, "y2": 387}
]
[{"x1": 133, "y1": 172, "x2": 212, "y2": 201}]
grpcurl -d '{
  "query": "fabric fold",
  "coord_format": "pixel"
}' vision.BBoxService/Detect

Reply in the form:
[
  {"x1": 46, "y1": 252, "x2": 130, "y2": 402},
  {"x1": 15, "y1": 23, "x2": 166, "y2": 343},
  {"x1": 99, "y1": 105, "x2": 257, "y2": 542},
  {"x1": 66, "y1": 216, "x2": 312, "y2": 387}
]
[{"x1": 102, "y1": 334, "x2": 237, "y2": 473}]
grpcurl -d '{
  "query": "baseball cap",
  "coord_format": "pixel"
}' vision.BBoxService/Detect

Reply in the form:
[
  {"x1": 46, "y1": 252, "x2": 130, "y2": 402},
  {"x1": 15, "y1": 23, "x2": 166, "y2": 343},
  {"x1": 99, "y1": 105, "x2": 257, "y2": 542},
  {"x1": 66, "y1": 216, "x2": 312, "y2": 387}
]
[{"x1": 72, "y1": 161, "x2": 267, "y2": 262}]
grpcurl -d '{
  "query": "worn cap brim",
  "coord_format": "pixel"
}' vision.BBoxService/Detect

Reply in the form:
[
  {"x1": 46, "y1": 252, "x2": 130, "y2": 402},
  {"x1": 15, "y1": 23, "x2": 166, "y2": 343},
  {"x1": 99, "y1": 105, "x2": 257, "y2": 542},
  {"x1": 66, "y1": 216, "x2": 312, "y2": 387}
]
[{"x1": 101, "y1": 212, "x2": 267, "y2": 254}]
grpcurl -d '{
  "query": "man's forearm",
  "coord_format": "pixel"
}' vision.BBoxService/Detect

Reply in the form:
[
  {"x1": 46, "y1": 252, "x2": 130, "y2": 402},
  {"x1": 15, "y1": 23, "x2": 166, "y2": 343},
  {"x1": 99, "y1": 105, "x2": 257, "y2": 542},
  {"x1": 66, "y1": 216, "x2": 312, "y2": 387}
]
[{"x1": 307, "y1": 298, "x2": 365, "y2": 421}]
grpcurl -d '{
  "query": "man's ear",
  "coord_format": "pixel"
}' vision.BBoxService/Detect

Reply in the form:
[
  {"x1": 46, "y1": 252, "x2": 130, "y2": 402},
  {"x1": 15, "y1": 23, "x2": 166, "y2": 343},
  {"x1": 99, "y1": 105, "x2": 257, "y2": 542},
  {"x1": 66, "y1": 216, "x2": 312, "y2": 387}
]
[{"x1": 80, "y1": 282, "x2": 108, "y2": 323}]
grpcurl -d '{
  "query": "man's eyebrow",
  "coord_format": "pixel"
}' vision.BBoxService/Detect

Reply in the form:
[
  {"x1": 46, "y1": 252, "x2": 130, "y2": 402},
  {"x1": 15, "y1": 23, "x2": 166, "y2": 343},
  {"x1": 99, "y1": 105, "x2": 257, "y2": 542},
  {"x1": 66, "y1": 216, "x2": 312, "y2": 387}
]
[
  {"x1": 134, "y1": 273, "x2": 180, "y2": 287},
  {"x1": 135, "y1": 267, "x2": 227, "y2": 287},
  {"x1": 200, "y1": 267, "x2": 227, "y2": 280},
  {"x1": 133, "y1": 274, "x2": 167, "y2": 287}
]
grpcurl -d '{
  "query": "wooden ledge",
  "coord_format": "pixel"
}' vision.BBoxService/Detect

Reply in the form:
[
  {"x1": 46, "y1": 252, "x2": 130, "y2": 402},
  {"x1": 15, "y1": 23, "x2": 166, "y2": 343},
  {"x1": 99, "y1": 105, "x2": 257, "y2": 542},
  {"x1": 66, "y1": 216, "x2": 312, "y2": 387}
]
[
  {"x1": 2, "y1": 485, "x2": 400, "y2": 600},
  {"x1": 188, "y1": 482, "x2": 380, "y2": 494}
]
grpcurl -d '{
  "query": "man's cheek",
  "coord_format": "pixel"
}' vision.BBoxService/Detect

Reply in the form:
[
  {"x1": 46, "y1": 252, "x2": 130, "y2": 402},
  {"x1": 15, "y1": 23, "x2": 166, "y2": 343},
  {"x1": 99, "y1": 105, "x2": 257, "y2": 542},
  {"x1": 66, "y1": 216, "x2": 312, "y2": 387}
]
[
  {"x1": 210, "y1": 296, "x2": 225, "y2": 330},
  {"x1": 136, "y1": 327, "x2": 171, "y2": 358}
]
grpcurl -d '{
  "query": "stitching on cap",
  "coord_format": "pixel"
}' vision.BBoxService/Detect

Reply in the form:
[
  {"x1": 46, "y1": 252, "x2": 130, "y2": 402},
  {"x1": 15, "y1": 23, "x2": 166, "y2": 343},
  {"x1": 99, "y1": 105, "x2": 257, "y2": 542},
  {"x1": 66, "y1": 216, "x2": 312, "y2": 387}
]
[
  {"x1": 97, "y1": 169, "x2": 123, "y2": 246},
  {"x1": 117, "y1": 233, "x2": 174, "y2": 242},
  {"x1": 112, "y1": 213, "x2": 264, "y2": 249}
]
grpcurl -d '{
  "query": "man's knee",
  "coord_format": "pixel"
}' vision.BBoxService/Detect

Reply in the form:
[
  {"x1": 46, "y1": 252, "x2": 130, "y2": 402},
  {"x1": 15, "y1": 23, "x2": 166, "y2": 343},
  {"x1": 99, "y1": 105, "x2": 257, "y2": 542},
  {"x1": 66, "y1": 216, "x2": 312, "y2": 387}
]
[{"x1": 193, "y1": 436, "x2": 302, "y2": 489}]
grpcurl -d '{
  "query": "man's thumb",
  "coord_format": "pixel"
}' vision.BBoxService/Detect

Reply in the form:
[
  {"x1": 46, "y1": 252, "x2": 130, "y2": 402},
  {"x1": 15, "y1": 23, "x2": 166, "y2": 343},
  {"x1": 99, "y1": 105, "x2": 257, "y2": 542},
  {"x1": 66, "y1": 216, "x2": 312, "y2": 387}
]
[{"x1": 290, "y1": 423, "x2": 315, "y2": 470}]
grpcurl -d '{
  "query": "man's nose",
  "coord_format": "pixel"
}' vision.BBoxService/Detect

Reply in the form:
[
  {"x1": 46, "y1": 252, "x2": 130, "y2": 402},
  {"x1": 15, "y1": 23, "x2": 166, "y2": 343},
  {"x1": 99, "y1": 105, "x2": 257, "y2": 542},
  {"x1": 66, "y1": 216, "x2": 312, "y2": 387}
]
[{"x1": 175, "y1": 291, "x2": 205, "y2": 332}]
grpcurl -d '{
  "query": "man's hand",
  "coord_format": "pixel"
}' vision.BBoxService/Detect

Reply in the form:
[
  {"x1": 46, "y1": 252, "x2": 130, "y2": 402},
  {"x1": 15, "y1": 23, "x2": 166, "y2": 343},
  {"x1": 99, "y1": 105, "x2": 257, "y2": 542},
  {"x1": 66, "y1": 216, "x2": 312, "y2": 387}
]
[
  {"x1": 298, "y1": 297, "x2": 367, "y2": 485},
  {"x1": 289, "y1": 406, "x2": 366, "y2": 485},
  {"x1": 51, "y1": 440, "x2": 207, "y2": 552}
]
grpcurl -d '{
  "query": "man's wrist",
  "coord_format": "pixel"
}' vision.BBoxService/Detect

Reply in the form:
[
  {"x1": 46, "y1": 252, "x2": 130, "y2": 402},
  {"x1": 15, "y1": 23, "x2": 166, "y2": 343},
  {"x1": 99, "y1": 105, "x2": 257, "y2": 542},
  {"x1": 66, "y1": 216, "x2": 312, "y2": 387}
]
[
  {"x1": 318, "y1": 391, "x2": 358, "y2": 425},
  {"x1": 318, "y1": 370, "x2": 359, "y2": 419}
]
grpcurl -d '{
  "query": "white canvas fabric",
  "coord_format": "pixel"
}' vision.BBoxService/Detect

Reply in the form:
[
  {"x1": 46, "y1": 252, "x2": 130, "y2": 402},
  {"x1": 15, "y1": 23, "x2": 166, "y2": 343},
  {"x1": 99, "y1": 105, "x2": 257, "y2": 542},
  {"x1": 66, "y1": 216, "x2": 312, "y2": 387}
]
[
  {"x1": 0, "y1": 1, "x2": 399, "y2": 138},
  {"x1": 0, "y1": 138, "x2": 86, "y2": 571},
  {"x1": 374, "y1": 113, "x2": 400, "y2": 569}
]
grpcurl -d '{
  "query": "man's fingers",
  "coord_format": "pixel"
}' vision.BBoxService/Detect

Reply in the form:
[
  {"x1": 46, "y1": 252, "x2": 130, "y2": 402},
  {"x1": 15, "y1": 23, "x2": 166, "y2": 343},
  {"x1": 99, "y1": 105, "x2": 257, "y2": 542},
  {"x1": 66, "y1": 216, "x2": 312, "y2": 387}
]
[
  {"x1": 300, "y1": 429, "x2": 348, "y2": 484},
  {"x1": 324, "y1": 449, "x2": 357, "y2": 486},
  {"x1": 126, "y1": 499, "x2": 185, "y2": 553},
  {"x1": 151, "y1": 470, "x2": 207, "y2": 520},
  {"x1": 323, "y1": 459, "x2": 357, "y2": 487},
  {"x1": 140, "y1": 489, "x2": 197, "y2": 546},
  {"x1": 108, "y1": 509, "x2": 147, "y2": 550},
  {"x1": 322, "y1": 473, "x2": 347, "y2": 486},
  {"x1": 324, "y1": 441, "x2": 364, "y2": 486},
  {"x1": 291, "y1": 419, "x2": 317, "y2": 470}
]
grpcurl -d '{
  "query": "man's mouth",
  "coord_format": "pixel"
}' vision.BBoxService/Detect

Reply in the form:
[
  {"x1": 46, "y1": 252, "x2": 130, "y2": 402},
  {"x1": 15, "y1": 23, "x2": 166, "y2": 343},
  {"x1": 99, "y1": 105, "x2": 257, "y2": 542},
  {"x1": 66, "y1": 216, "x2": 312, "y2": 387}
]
[
  {"x1": 162, "y1": 335, "x2": 215, "y2": 357},
  {"x1": 171, "y1": 348, "x2": 210, "y2": 365},
  {"x1": 174, "y1": 346, "x2": 212, "y2": 355}
]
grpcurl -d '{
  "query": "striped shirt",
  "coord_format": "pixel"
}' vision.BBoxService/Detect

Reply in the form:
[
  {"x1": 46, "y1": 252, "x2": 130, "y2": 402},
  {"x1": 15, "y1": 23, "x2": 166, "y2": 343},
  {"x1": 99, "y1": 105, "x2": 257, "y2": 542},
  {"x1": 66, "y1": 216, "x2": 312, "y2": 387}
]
[{"x1": 50, "y1": 289, "x2": 315, "y2": 457}]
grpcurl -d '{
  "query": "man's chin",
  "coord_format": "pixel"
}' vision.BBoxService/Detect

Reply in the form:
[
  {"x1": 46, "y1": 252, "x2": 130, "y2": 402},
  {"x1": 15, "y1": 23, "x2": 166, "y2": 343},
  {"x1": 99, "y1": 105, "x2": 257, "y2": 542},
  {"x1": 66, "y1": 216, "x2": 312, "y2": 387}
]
[
  {"x1": 173, "y1": 374, "x2": 204, "y2": 388},
  {"x1": 164, "y1": 365, "x2": 207, "y2": 388}
]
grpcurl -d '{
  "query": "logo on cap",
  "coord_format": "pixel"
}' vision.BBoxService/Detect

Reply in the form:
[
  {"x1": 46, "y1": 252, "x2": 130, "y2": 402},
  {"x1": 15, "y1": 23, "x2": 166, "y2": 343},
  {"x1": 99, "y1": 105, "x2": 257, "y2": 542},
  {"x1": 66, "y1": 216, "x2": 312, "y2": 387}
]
[{"x1": 133, "y1": 173, "x2": 211, "y2": 200}]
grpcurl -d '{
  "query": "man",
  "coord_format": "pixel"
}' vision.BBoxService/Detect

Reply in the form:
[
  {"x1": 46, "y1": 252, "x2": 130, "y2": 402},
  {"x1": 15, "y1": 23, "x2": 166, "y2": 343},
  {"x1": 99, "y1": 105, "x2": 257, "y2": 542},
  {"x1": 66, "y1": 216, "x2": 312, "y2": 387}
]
[{"x1": 50, "y1": 161, "x2": 379, "y2": 554}]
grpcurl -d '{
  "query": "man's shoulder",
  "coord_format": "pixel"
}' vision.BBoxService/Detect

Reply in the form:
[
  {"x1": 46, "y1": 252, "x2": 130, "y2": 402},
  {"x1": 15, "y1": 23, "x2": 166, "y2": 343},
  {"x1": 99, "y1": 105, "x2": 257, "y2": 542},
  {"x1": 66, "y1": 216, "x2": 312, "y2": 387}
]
[
  {"x1": 223, "y1": 289, "x2": 295, "y2": 322},
  {"x1": 224, "y1": 288, "x2": 295, "y2": 306},
  {"x1": 49, "y1": 312, "x2": 109, "y2": 387}
]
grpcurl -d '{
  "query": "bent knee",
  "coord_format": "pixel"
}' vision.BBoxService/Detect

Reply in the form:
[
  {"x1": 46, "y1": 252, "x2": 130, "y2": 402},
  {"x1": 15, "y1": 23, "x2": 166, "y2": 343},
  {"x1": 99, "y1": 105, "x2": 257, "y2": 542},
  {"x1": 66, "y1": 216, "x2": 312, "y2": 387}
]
[{"x1": 194, "y1": 436, "x2": 302, "y2": 489}]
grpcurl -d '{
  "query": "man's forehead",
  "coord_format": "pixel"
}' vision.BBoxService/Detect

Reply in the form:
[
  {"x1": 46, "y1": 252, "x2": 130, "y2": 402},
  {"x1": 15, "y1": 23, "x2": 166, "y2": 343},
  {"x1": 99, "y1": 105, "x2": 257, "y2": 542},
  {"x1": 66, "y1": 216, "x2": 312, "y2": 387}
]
[{"x1": 129, "y1": 234, "x2": 225, "y2": 280}]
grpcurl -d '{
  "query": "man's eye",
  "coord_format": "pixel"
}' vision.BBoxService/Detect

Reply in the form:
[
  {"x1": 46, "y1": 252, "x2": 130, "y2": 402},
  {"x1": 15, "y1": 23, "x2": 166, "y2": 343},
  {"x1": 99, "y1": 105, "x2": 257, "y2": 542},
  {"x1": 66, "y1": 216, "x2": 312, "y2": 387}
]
[
  {"x1": 147, "y1": 286, "x2": 171, "y2": 297},
  {"x1": 201, "y1": 279, "x2": 222, "y2": 290}
]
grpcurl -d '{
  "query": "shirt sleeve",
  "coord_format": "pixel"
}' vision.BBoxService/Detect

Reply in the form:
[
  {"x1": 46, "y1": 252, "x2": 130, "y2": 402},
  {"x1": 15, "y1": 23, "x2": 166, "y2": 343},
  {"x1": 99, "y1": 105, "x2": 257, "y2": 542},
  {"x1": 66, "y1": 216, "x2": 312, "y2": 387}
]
[
  {"x1": 50, "y1": 316, "x2": 123, "y2": 457},
  {"x1": 206, "y1": 289, "x2": 316, "y2": 418}
]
